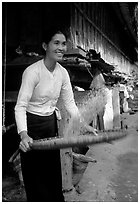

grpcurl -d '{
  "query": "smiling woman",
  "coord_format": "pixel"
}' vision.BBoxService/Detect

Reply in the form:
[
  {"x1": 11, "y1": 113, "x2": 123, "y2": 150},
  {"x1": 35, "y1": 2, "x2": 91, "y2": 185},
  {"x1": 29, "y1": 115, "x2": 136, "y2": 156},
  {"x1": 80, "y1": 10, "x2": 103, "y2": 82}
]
[
  {"x1": 42, "y1": 29, "x2": 67, "y2": 67},
  {"x1": 14, "y1": 26, "x2": 96, "y2": 201},
  {"x1": 14, "y1": 27, "x2": 75, "y2": 202}
]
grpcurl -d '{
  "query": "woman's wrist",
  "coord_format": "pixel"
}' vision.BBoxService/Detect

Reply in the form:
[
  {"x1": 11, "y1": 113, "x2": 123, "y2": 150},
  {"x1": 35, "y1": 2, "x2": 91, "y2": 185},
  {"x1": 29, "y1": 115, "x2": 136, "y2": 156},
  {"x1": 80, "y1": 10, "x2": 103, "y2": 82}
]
[{"x1": 19, "y1": 130, "x2": 28, "y2": 140}]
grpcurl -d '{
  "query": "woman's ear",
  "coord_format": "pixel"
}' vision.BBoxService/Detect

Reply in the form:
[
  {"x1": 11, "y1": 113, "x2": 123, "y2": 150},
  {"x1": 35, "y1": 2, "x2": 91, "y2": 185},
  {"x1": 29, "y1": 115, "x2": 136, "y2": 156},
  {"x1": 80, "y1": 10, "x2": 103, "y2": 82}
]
[{"x1": 42, "y1": 42, "x2": 47, "y2": 51}]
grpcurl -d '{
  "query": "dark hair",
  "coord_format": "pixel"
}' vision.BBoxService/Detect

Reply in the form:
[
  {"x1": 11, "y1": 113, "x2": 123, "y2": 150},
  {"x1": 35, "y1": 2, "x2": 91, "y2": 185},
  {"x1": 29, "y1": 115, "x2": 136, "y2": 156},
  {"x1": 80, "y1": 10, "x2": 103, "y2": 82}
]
[{"x1": 42, "y1": 26, "x2": 67, "y2": 44}]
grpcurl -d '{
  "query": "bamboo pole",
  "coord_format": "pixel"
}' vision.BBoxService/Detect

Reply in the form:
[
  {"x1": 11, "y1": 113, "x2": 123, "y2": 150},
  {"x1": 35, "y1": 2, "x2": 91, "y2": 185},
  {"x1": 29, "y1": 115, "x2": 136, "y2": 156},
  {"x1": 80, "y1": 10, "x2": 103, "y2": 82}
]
[
  {"x1": 9, "y1": 129, "x2": 127, "y2": 163},
  {"x1": 30, "y1": 129, "x2": 127, "y2": 150}
]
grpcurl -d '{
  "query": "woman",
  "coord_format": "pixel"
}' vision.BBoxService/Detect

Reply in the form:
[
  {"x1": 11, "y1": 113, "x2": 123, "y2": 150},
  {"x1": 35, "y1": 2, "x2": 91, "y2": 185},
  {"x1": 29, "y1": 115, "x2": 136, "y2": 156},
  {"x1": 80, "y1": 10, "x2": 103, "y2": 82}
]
[{"x1": 15, "y1": 27, "x2": 96, "y2": 201}]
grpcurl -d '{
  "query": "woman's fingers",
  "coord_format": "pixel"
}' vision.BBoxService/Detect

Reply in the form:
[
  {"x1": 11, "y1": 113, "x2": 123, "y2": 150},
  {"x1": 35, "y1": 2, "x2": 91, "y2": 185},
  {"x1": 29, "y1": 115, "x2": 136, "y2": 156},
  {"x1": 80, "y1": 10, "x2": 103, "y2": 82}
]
[
  {"x1": 86, "y1": 125, "x2": 98, "y2": 136},
  {"x1": 93, "y1": 128, "x2": 98, "y2": 134},
  {"x1": 19, "y1": 142, "x2": 27, "y2": 152},
  {"x1": 29, "y1": 137, "x2": 33, "y2": 144},
  {"x1": 19, "y1": 140, "x2": 31, "y2": 152},
  {"x1": 93, "y1": 129, "x2": 98, "y2": 136}
]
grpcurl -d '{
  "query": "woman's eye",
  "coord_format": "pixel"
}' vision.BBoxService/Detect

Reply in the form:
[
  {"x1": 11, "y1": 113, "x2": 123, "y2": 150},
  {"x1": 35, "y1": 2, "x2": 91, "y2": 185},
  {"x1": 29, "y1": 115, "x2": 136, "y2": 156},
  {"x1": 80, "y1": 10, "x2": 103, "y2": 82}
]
[
  {"x1": 62, "y1": 42, "x2": 66, "y2": 46},
  {"x1": 54, "y1": 41, "x2": 59, "y2": 45}
]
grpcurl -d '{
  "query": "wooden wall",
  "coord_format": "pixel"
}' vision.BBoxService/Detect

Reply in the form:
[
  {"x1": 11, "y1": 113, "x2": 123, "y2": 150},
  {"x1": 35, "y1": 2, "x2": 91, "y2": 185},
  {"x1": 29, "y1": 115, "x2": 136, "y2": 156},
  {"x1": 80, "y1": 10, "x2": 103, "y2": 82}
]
[
  {"x1": 70, "y1": 2, "x2": 137, "y2": 75},
  {"x1": 3, "y1": 2, "x2": 137, "y2": 75}
]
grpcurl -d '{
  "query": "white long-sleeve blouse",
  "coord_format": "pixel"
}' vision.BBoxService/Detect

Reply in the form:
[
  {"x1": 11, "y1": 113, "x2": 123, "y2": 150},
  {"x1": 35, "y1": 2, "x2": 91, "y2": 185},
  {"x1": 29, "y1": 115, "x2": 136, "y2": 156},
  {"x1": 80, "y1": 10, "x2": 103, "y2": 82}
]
[{"x1": 15, "y1": 59, "x2": 79, "y2": 134}]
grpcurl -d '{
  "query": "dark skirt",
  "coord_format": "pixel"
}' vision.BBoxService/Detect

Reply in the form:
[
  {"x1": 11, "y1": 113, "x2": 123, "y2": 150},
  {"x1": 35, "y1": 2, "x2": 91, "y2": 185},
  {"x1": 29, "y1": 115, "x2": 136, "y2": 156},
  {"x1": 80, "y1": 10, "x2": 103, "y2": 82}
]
[{"x1": 20, "y1": 112, "x2": 64, "y2": 202}]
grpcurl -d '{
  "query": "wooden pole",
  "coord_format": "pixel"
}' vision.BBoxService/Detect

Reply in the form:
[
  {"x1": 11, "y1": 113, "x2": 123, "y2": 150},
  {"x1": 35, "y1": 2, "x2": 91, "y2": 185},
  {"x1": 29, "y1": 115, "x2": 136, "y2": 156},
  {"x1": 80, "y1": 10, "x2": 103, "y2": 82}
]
[
  {"x1": 57, "y1": 110, "x2": 74, "y2": 194},
  {"x1": 30, "y1": 129, "x2": 127, "y2": 150},
  {"x1": 3, "y1": 3, "x2": 7, "y2": 128},
  {"x1": 9, "y1": 129, "x2": 127, "y2": 162},
  {"x1": 112, "y1": 87, "x2": 121, "y2": 129}
]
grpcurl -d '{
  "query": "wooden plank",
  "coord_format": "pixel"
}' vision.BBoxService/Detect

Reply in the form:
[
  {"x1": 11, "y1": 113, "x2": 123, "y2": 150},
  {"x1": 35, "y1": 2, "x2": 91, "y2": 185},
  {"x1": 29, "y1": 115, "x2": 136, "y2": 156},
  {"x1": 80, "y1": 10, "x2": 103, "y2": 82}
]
[
  {"x1": 112, "y1": 87, "x2": 121, "y2": 129},
  {"x1": 79, "y1": 12, "x2": 83, "y2": 47},
  {"x1": 60, "y1": 148, "x2": 73, "y2": 192},
  {"x1": 57, "y1": 99, "x2": 74, "y2": 193},
  {"x1": 64, "y1": 48, "x2": 86, "y2": 58}
]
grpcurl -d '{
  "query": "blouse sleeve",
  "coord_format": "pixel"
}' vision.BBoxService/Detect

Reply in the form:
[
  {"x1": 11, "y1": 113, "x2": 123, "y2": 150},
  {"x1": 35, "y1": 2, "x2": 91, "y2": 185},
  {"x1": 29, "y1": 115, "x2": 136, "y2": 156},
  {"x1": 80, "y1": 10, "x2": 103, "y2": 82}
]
[
  {"x1": 60, "y1": 69, "x2": 80, "y2": 118},
  {"x1": 15, "y1": 67, "x2": 38, "y2": 134}
]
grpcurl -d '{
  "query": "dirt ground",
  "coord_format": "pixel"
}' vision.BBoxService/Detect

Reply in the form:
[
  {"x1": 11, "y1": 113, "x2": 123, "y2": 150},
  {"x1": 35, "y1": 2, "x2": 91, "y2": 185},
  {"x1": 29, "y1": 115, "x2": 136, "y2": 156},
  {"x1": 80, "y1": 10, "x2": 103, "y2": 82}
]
[{"x1": 2, "y1": 91, "x2": 138, "y2": 202}]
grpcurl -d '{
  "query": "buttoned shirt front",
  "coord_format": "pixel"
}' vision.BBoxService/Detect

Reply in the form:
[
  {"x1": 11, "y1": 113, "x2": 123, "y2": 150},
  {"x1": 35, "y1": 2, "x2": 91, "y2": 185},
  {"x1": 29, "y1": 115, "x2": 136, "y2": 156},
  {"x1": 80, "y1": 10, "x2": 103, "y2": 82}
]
[{"x1": 15, "y1": 59, "x2": 79, "y2": 133}]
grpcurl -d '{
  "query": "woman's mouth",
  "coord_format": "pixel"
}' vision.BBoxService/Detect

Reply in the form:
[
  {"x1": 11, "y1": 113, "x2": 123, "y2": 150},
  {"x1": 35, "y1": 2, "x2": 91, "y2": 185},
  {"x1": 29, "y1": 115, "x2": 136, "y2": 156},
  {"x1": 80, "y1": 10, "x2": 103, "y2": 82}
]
[{"x1": 56, "y1": 52, "x2": 63, "y2": 57}]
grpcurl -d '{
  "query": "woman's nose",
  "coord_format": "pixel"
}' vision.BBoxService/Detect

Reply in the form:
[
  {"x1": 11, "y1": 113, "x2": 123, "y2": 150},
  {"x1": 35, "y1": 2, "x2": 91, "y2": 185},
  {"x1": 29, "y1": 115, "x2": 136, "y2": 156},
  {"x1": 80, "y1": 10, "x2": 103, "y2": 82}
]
[{"x1": 58, "y1": 44, "x2": 66, "y2": 50}]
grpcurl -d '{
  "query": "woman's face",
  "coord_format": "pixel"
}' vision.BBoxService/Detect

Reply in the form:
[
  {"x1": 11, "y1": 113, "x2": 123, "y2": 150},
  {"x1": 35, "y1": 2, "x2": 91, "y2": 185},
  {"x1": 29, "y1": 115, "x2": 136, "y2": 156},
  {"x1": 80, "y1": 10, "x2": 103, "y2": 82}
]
[{"x1": 44, "y1": 33, "x2": 67, "y2": 62}]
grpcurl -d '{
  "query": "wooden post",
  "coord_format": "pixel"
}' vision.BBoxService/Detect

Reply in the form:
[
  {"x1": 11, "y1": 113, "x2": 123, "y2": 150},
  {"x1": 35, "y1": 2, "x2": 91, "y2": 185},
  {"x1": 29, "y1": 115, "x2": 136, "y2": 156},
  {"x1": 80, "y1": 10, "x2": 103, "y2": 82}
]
[
  {"x1": 97, "y1": 109, "x2": 105, "y2": 130},
  {"x1": 57, "y1": 116, "x2": 74, "y2": 192},
  {"x1": 119, "y1": 91, "x2": 125, "y2": 114},
  {"x1": 60, "y1": 148, "x2": 73, "y2": 191},
  {"x1": 112, "y1": 87, "x2": 121, "y2": 129},
  {"x1": 103, "y1": 88, "x2": 113, "y2": 130},
  {"x1": 57, "y1": 99, "x2": 76, "y2": 200}
]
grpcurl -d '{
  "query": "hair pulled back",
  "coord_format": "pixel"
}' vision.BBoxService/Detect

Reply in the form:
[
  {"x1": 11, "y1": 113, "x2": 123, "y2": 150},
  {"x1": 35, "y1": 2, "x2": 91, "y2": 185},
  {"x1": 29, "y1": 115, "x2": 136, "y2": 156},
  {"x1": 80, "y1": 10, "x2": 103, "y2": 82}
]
[{"x1": 42, "y1": 26, "x2": 67, "y2": 44}]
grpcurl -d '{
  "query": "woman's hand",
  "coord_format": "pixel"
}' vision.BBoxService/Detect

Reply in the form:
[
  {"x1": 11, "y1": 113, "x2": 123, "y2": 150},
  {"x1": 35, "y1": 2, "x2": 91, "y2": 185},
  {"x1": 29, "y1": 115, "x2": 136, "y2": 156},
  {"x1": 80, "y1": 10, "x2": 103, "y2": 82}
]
[
  {"x1": 19, "y1": 131, "x2": 33, "y2": 152},
  {"x1": 78, "y1": 115, "x2": 98, "y2": 136},
  {"x1": 83, "y1": 124, "x2": 98, "y2": 136}
]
